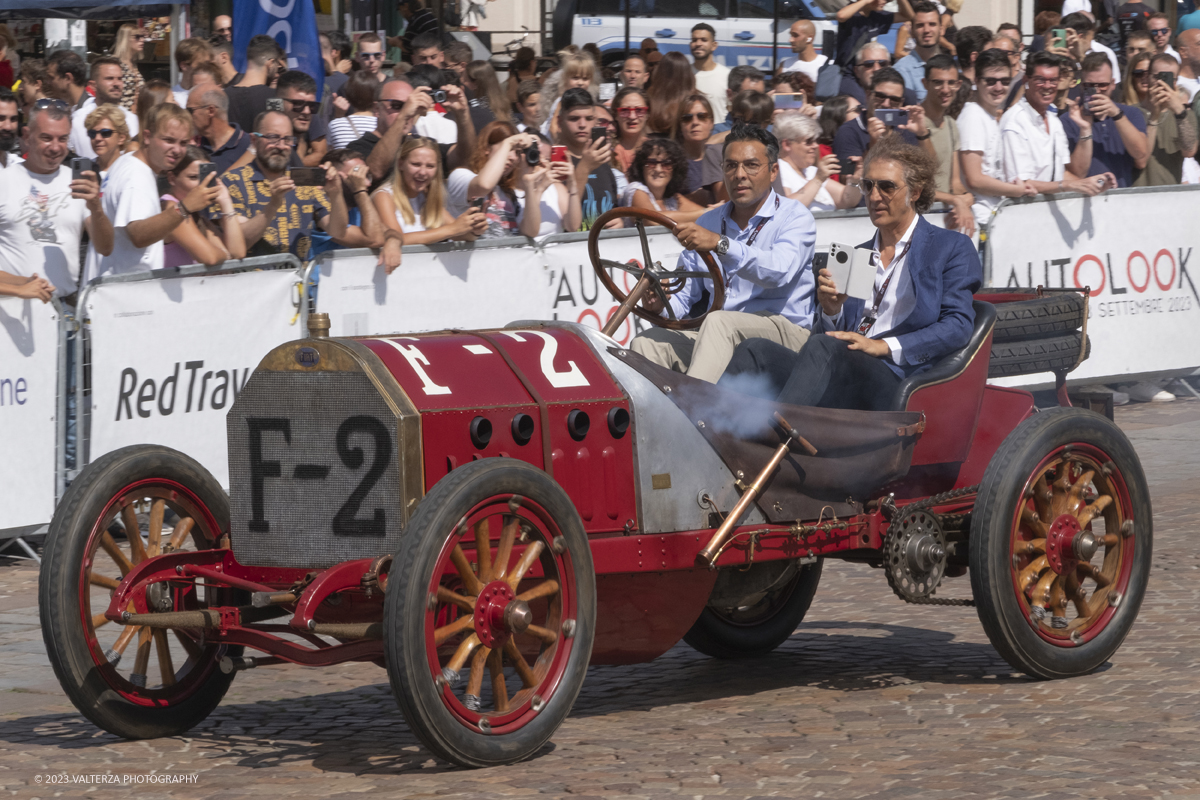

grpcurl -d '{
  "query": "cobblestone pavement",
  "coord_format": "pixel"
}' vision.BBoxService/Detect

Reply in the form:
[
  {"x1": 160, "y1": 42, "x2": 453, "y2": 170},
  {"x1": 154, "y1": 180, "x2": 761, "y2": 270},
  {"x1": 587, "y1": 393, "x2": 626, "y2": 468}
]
[{"x1": 3, "y1": 401, "x2": 1200, "y2": 799}]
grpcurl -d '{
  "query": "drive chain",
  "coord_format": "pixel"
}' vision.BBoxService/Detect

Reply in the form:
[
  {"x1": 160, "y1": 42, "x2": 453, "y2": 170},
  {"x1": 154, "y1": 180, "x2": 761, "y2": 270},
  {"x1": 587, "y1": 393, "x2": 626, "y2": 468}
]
[{"x1": 886, "y1": 485, "x2": 981, "y2": 607}]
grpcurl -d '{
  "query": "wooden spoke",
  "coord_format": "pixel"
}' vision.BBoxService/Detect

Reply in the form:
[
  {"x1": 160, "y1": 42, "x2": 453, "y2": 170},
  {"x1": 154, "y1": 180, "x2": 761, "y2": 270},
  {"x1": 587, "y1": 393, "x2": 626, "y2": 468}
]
[
  {"x1": 1077, "y1": 495, "x2": 1113, "y2": 528},
  {"x1": 1049, "y1": 571, "x2": 1068, "y2": 614},
  {"x1": 91, "y1": 612, "x2": 111, "y2": 629},
  {"x1": 466, "y1": 644, "x2": 490, "y2": 700},
  {"x1": 437, "y1": 586, "x2": 476, "y2": 612},
  {"x1": 1032, "y1": 569, "x2": 1059, "y2": 607},
  {"x1": 1033, "y1": 474, "x2": 1053, "y2": 521},
  {"x1": 89, "y1": 573, "x2": 121, "y2": 591},
  {"x1": 121, "y1": 504, "x2": 149, "y2": 564},
  {"x1": 473, "y1": 519, "x2": 492, "y2": 583},
  {"x1": 1101, "y1": 534, "x2": 1120, "y2": 547},
  {"x1": 445, "y1": 633, "x2": 481, "y2": 674},
  {"x1": 487, "y1": 648, "x2": 508, "y2": 712},
  {"x1": 491, "y1": 518, "x2": 519, "y2": 581},
  {"x1": 147, "y1": 499, "x2": 165, "y2": 557},
  {"x1": 1064, "y1": 571, "x2": 1090, "y2": 618},
  {"x1": 503, "y1": 637, "x2": 538, "y2": 688},
  {"x1": 1067, "y1": 470, "x2": 1096, "y2": 510},
  {"x1": 167, "y1": 517, "x2": 196, "y2": 552},
  {"x1": 434, "y1": 613, "x2": 475, "y2": 646},
  {"x1": 506, "y1": 541, "x2": 544, "y2": 590},
  {"x1": 1050, "y1": 467, "x2": 1073, "y2": 517},
  {"x1": 521, "y1": 623, "x2": 558, "y2": 644},
  {"x1": 98, "y1": 532, "x2": 134, "y2": 576},
  {"x1": 517, "y1": 580, "x2": 560, "y2": 604},
  {"x1": 153, "y1": 630, "x2": 176, "y2": 687},
  {"x1": 132, "y1": 626, "x2": 152, "y2": 677},
  {"x1": 1021, "y1": 506, "x2": 1047, "y2": 538},
  {"x1": 1019, "y1": 538, "x2": 1047, "y2": 556},
  {"x1": 173, "y1": 629, "x2": 203, "y2": 662},
  {"x1": 1018, "y1": 555, "x2": 1049, "y2": 592},
  {"x1": 1078, "y1": 561, "x2": 1112, "y2": 588},
  {"x1": 449, "y1": 545, "x2": 484, "y2": 596},
  {"x1": 110, "y1": 616, "x2": 140, "y2": 656}
]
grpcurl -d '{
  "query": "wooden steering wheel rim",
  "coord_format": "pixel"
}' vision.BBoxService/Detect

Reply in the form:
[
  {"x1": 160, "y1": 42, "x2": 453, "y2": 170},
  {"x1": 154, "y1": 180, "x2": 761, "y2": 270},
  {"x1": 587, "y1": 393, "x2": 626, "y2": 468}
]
[{"x1": 586, "y1": 206, "x2": 726, "y2": 331}]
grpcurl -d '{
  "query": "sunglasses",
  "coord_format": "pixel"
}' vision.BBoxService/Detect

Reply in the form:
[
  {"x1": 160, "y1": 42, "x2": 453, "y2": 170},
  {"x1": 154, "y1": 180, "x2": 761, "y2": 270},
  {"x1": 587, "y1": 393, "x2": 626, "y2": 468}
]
[
  {"x1": 284, "y1": 99, "x2": 321, "y2": 113},
  {"x1": 215, "y1": 26, "x2": 232, "y2": 34},
  {"x1": 873, "y1": 91, "x2": 904, "y2": 105},
  {"x1": 359, "y1": 52, "x2": 384, "y2": 60},
  {"x1": 132, "y1": 35, "x2": 146, "y2": 41},
  {"x1": 980, "y1": 76, "x2": 1013, "y2": 87},
  {"x1": 186, "y1": 104, "x2": 215, "y2": 115},
  {"x1": 680, "y1": 112, "x2": 713, "y2": 122},
  {"x1": 378, "y1": 99, "x2": 407, "y2": 111},
  {"x1": 861, "y1": 178, "x2": 903, "y2": 197},
  {"x1": 859, "y1": 59, "x2": 890, "y2": 68},
  {"x1": 593, "y1": 119, "x2": 614, "y2": 128},
  {"x1": 644, "y1": 158, "x2": 673, "y2": 168},
  {"x1": 1150, "y1": 28, "x2": 1170, "y2": 36},
  {"x1": 87, "y1": 128, "x2": 116, "y2": 139},
  {"x1": 33, "y1": 98, "x2": 70, "y2": 112},
  {"x1": 1082, "y1": 81, "x2": 1111, "y2": 90},
  {"x1": 1131, "y1": 69, "x2": 1149, "y2": 77},
  {"x1": 617, "y1": 106, "x2": 649, "y2": 118}
]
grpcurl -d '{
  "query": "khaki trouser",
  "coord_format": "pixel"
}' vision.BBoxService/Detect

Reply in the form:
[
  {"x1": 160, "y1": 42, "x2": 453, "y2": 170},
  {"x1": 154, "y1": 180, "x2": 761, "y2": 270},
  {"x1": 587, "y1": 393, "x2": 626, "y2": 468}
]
[{"x1": 629, "y1": 310, "x2": 812, "y2": 383}]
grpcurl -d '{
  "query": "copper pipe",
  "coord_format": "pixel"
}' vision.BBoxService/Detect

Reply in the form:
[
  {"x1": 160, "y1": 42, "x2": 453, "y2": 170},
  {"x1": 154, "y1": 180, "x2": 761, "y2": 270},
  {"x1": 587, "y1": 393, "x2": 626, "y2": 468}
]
[
  {"x1": 602, "y1": 273, "x2": 654, "y2": 337},
  {"x1": 697, "y1": 441, "x2": 797, "y2": 569}
]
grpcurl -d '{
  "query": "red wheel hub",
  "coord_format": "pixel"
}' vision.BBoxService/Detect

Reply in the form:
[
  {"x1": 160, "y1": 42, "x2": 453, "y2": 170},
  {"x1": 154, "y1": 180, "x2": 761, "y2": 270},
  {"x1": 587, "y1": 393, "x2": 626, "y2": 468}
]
[
  {"x1": 1045, "y1": 513, "x2": 1101, "y2": 576},
  {"x1": 473, "y1": 580, "x2": 517, "y2": 649}
]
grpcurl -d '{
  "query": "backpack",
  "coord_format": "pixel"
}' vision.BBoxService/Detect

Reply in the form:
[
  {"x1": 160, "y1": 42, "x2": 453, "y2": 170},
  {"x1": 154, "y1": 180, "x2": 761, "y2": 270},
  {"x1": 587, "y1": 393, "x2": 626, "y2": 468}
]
[{"x1": 815, "y1": 62, "x2": 844, "y2": 102}]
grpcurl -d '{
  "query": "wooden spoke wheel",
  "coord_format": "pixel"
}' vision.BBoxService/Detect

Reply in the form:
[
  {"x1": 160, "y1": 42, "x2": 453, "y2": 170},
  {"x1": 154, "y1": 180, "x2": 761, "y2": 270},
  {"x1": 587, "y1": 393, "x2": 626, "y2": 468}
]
[
  {"x1": 684, "y1": 559, "x2": 823, "y2": 659},
  {"x1": 385, "y1": 459, "x2": 595, "y2": 768},
  {"x1": 587, "y1": 206, "x2": 725, "y2": 336},
  {"x1": 971, "y1": 408, "x2": 1152, "y2": 679},
  {"x1": 39, "y1": 445, "x2": 240, "y2": 739}
]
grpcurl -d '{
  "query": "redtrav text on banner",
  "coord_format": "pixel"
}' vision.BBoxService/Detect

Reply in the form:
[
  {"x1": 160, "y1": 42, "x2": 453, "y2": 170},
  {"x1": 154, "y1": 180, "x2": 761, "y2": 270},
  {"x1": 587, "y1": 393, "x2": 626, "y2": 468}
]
[
  {"x1": 84, "y1": 269, "x2": 302, "y2": 488},
  {"x1": 232, "y1": 0, "x2": 325, "y2": 100},
  {"x1": 0, "y1": 297, "x2": 58, "y2": 530},
  {"x1": 985, "y1": 186, "x2": 1200, "y2": 385}
]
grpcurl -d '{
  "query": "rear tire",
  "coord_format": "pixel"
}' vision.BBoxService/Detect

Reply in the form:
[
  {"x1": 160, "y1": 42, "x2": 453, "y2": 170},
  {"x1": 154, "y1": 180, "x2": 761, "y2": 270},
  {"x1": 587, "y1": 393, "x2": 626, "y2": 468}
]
[
  {"x1": 39, "y1": 445, "x2": 239, "y2": 739},
  {"x1": 684, "y1": 560, "x2": 823, "y2": 659},
  {"x1": 988, "y1": 332, "x2": 1090, "y2": 378},
  {"x1": 991, "y1": 292, "x2": 1085, "y2": 342},
  {"x1": 970, "y1": 408, "x2": 1151, "y2": 679}
]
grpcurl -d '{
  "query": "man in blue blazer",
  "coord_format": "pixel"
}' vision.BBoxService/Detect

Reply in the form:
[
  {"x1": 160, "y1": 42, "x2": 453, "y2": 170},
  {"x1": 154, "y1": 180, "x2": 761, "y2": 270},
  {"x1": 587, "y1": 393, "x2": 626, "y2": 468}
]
[{"x1": 720, "y1": 135, "x2": 982, "y2": 411}]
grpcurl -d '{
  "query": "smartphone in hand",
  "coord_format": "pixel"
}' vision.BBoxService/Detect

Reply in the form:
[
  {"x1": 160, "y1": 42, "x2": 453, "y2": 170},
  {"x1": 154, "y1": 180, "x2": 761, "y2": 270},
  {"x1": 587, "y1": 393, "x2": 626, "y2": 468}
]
[
  {"x1": 70, "y1": 157, "x2": 95, "y2": 181},
  {"x1": 289, "y1": 167, "x2": 326, "y2": 186},
  {"x1": 197, "y1": 162, "x2": 217, "y2": 184}
]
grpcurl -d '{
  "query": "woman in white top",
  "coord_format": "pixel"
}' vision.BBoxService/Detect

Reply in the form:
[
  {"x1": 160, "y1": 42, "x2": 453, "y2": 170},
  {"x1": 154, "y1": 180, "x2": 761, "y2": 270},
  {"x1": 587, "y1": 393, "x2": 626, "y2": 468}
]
[
  {"x1": 82, "y1": 104, "x2": 130, "y2": 175},
  {"x1": 373, "y1": 136, "x2": 487, "y2": 245},
  {"x1": 327, "y1": 72, "x2": 380, "y2": 149},
  {"x1": 621, "y1": 138, "x2": 706, "y2": 224},
  {"x1": 772, "y1": 112, "x2": 862, "y2": 211},
  {"x1": 447, "y1": 121, "x2": 582, "y2": 238}
]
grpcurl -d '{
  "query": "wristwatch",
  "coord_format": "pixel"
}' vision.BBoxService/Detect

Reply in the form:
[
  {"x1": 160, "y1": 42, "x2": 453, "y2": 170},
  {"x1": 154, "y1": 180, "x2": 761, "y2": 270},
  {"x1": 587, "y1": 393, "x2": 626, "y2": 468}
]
[
  {"x1": 714, "y1": 235, "x2": 730, "y2": 256},
  {"x1": 915, "y1": 130, "x2": 932, "y2": 140}
]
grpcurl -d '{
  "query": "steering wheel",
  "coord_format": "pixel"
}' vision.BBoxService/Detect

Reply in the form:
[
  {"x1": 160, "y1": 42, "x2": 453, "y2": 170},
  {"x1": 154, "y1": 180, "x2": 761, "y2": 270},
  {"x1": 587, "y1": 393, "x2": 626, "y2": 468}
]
[{"x1": 586, "y1": 207, "x2": 726, "y2": 338}]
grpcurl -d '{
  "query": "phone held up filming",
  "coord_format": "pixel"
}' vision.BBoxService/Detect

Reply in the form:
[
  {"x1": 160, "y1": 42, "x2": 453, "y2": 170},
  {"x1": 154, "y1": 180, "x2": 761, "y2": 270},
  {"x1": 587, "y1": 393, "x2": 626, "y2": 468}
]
[{"x1": 827, "y1": 243, "x2": 877, "y2": 301}]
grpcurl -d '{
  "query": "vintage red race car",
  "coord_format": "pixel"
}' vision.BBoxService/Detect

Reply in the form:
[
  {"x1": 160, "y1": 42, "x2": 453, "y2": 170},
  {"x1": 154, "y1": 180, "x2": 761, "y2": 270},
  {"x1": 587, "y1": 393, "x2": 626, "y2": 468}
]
[{"x1": 40, "y1": 209, "x2": 1151, "y2": 768}]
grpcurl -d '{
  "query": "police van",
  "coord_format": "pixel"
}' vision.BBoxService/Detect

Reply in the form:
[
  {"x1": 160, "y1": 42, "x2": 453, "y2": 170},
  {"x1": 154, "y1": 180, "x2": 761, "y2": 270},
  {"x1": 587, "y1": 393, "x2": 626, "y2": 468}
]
[{"x1": 552, "y1": 0, "x2": 839, "y2": 72}]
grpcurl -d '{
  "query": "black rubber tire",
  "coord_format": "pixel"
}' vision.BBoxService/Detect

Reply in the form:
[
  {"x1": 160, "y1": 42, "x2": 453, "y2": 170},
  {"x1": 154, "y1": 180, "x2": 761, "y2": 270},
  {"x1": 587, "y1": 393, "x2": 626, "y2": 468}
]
[
  {"x1": 38, "y1": 445, "x2": 239, "y2": 739},
  {"x1": 991, "y1": 293, "x2": 1085, "y2": 343},
  {"x1": 988, "y1": 332, "x2": 1091, "y2": 378},
  {"x1": 969, "y1": 408, "x2": 1152, "y2": 679},
  {"x1": 384, "y1": 459, "x2": 596, "y2": 768},
  {"x1": 683, "y1": 560, "x2": 823, "y2": 659}
]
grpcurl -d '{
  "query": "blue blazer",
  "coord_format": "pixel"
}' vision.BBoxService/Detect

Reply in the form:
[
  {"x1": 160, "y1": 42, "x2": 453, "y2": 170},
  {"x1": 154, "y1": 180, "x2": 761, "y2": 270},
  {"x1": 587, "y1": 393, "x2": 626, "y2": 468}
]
[{"x1": 814, "y1": 216, "x2": 983, "y2": 379}]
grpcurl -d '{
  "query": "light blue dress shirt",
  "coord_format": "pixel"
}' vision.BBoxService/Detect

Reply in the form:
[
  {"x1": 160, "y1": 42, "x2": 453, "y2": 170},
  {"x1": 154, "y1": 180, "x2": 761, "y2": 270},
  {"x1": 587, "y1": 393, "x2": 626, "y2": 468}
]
[
  {"x1": 668, "y1": 190, "x2": 817, "y2": 328},
  {"x1": 893, "y1": 51, "x2": 928, "y2": 102}
]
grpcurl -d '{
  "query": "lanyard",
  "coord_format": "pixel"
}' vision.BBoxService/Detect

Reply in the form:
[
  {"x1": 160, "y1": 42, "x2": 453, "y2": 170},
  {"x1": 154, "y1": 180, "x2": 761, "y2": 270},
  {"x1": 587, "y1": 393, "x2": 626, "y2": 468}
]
[
  {"x1": 720, "y1": 196, "x2": 779, "y2": 248},
  {"x1": 858, "y1": 237, "x2": 913, "y2": 335}
]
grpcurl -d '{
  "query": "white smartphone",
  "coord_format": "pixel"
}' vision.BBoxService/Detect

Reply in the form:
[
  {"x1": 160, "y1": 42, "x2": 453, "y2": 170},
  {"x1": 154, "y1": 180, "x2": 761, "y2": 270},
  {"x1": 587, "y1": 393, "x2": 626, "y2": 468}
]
[{"x1": 827, "y1": 243, "x2": 877, "y2": 300}]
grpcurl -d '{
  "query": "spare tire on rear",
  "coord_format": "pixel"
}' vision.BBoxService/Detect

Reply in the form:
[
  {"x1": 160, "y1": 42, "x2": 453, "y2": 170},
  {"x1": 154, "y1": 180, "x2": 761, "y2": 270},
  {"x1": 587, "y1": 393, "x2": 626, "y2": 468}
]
[
  {"x1": 988, "y1": 332, "x2": 1091, "y2": 378},
  {"x1": 990, "y1": 291, "x2": 1085, "y2": 342}
]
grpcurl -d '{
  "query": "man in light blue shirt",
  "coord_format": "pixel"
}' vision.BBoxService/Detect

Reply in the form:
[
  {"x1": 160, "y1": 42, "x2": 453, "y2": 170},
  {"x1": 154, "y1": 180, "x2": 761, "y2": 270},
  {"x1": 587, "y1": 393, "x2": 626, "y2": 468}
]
[
  {"x1": 629, "y1": 123, "x2": 816, "y2": 383},
  {"x1": 893, "y1": 0, "x2": 946, "y2": 102}
]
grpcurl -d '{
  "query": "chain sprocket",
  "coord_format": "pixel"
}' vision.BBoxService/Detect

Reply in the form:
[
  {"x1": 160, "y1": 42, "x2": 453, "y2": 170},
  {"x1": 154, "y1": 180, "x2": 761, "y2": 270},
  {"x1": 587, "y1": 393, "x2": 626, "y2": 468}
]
[{"x1": 884, "y1": 510, "x2": 948, "y2": 601}]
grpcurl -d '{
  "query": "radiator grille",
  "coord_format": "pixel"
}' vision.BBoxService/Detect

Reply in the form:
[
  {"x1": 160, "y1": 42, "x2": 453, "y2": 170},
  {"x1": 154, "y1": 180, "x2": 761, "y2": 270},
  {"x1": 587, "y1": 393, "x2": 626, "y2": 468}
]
[{"x1": 228, "y1": 370, "x2": 406, "y2": 568}]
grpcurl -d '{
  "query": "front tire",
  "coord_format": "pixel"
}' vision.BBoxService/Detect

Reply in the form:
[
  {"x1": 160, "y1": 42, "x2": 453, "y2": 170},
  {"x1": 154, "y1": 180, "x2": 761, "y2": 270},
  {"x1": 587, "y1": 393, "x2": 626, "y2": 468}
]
[
  {"x1": 970, "y1": 408, "x2": 1151, "y2": 679},
  {"x1": 684, "y1": 559, "x2": 823, "y2": 659},
  {"x1": 39, "y1": 445, "x2": 240, "y2": 739},
  {"x1": 384, "y1": 459, "x2": 596, "y2": 768}
]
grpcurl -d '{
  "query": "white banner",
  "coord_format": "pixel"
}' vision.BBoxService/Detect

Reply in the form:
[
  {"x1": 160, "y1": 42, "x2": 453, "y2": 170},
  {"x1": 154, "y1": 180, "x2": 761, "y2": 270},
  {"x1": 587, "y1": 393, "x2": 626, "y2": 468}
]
[
  {"x1": 316, "y1": 243, "x2": 551, "y2": 338},
  {"x1": 986, "y1": 187, "x2": 1200, "y2": 386},
  {"x1": 84, "y1": 269, "x2": 303, "y2": 488},
  {"x1": 0, "y1": 297, "x2": 58, "y2": 530}
]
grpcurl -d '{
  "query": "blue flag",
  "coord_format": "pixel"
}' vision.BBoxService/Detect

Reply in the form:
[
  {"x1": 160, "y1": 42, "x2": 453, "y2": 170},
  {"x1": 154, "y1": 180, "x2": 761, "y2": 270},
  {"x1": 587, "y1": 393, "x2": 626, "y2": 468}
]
[{"x1": 232, "y1": 0, "x2": 325, "y2": 100}]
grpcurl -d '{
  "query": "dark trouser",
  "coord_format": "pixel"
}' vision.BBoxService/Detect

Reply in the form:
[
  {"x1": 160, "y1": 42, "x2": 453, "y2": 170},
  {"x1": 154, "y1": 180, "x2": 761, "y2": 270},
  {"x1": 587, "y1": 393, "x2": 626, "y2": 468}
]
[{"x1": 719, "y1": 335, "x2": 902, "y2": 411}]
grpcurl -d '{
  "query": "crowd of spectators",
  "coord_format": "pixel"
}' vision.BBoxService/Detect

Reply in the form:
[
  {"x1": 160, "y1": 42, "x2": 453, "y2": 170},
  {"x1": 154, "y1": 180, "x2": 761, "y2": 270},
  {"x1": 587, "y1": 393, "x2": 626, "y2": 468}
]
[{"x1": 0, "y1": 1, "x2": 1197, "y2": 318}]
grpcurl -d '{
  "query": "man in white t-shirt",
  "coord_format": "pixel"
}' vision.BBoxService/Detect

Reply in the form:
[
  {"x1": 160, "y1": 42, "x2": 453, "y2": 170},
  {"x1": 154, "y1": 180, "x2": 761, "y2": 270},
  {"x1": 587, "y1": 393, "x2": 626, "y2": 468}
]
[
  {"x1": 86, "y1": 104, "x2": 221, "y2": 284},
  {"x1": 0, "y1": 86, "x2": 23, "y2": 171},
  {"x1": 69, "y1": 57, "x2": 140, "y2": 159},
  {"x1": 691, "y1": 24, "x2": 732, "y2": 125},
  {"x1": 1000, "y1": 52, "x2": 1110, "y2": 197},
  {"x1": 782, "y1": 20, "x2": 828, "y2": 83},
  {"x1": 0, "y1": 99, "x2": 111, "y2": 300},
  {"x1": 1063, "y1": 11, "x2": 1122, "y2": 80},
  {"x1": 957, "y1": 50, "x2": 1036, "y2": 229}
]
